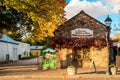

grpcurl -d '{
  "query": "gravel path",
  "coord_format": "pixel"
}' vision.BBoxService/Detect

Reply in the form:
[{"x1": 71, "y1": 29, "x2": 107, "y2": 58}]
[
  {"x1": 0, "y1": 65, "x2": 120, "y2": 80},
  {"x1": 2, "y1": 58, "x2": 38, "y2": 66},
  {"x1": 0, "y1": 58, "x2": 120, "y2": 80}
]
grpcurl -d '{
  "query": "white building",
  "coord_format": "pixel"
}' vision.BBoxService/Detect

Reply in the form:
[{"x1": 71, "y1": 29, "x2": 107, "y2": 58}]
[
  {"x1": 0, "y1": 35, "x2": 30, "y2": 63},
  {"x1": 18, "y1": 41, "x2": 30, "y2": 58}
]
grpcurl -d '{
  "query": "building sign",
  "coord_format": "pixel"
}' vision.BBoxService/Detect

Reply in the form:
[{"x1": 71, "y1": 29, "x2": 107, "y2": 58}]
[{"x1": 71, "y1": 28, "x2": 93, "y2": 38}]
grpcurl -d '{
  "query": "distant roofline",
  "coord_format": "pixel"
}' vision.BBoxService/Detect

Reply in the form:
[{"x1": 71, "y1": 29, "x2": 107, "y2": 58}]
[
  {"x1": 0, "y1": 40, "x2": 19, "y2": 45},
  {"x1": 0, "y1": 35, "x2": 19, "y2": 44},
  {"x1": 30, "y1": 46, "x2": 44, "y2": 50}
]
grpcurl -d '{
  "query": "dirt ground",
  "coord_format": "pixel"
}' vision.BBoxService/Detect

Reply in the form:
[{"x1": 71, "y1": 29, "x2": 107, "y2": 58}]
[
  {"x1": 0, "y1": 58, "x2": 120, "y2": 80},
  {"x1": 0, "y1": 65, "x2": 120, "y2": 80}
]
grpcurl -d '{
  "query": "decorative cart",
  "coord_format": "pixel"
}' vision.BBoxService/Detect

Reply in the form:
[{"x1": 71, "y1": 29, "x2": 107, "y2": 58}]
[{"x1": 42, "y1": 48, "x2": 57, "y2": 70}]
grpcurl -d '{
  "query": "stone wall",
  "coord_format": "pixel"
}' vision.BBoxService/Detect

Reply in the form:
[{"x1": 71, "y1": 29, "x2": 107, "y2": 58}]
[
  {"x1": 56, "y1": 48, "x2": 73, "y2": 68},
  {"x1": 56, "y1": 47, "x2": 108, "y2": 68},
  {"x1": 83, "y1": 47, "x2": 108, "y2": 68}
]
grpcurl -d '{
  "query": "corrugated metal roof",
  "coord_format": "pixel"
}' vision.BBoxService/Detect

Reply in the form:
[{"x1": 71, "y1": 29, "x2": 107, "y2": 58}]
[
  {"x1": 0, "y1": 35, "x2": 19, "y2": 44},
  {"x1": 30, "y1": 46, "x2": 44, "y2": 50}
]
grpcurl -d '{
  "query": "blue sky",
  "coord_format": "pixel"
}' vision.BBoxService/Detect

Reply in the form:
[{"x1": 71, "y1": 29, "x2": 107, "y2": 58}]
[{"x1": 65, "y1": 0, "x2": 120, "y2": 37}]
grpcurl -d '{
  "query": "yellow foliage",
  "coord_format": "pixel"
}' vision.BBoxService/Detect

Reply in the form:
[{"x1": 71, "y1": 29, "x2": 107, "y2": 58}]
[
  {"x1": 1, "y1": 0, "x2": 66, "y2": 42},
  {"x1": 112, "y1": 34, "x2": 120, "y2": 41}
]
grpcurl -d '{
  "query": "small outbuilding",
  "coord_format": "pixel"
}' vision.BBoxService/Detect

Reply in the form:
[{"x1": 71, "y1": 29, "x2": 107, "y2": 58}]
[{"x1": 30, "y1": 46, "x2": 44, "y2": 56}]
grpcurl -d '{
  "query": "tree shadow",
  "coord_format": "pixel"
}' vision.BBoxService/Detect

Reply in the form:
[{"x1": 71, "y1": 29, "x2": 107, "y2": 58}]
[
  {"x1": 0, "y1": 66, "x2": 38, "y2": 76},
  {"x1": 77, "y1": 70, "x2": 106, "y2": 75}
]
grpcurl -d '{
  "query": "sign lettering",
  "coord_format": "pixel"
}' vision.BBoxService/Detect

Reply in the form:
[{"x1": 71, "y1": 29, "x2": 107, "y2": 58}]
[{"x1": 71, "y1": 28, "x2": 93, "y2": 38}]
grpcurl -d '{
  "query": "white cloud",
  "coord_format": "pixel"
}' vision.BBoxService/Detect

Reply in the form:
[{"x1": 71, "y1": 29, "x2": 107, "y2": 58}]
[
  {"x1": 105, "y1": 0, "x2": 120, "y2": 13},
  {"x1": 64, "y1": 0, "x2": 118, "y2": 20}
]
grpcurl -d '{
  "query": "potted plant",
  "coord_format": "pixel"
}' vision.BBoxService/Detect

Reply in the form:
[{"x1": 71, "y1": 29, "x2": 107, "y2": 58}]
[
  {"x1": 109, "y1": 64, "x2": 117, "y2": 75},
  {"x1": 67, "y1": 65, "x2": 76, "y2": 75}
]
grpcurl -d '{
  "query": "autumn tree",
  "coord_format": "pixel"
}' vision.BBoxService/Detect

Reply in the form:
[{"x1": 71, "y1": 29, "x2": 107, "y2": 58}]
[
  {"x1": 0, "y1": 0, "x2": 66, "y2": 45},
  {"x1": 113, "y1": 34, "x2": 120, "y2": 41},
  {"x1": 0, "y1": 6, "x2": 32, "y2": 41}
]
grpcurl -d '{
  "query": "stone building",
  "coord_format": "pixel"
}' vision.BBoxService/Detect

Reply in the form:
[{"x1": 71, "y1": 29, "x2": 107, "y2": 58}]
[{"x1": 50, "y1": 10, "x2": 110, "y2": 68}]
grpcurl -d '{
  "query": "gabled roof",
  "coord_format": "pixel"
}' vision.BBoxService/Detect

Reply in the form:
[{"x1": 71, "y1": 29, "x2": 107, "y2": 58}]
[
  {"x1": 64, "y1": 10, "x2": 107, "y2": 27},
  {"x1": 55, "y1": 10, "x2": 109, "y2": 39},
  {"x1": 0, "y1": 35, "x2": 19, "y2": 44}
]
